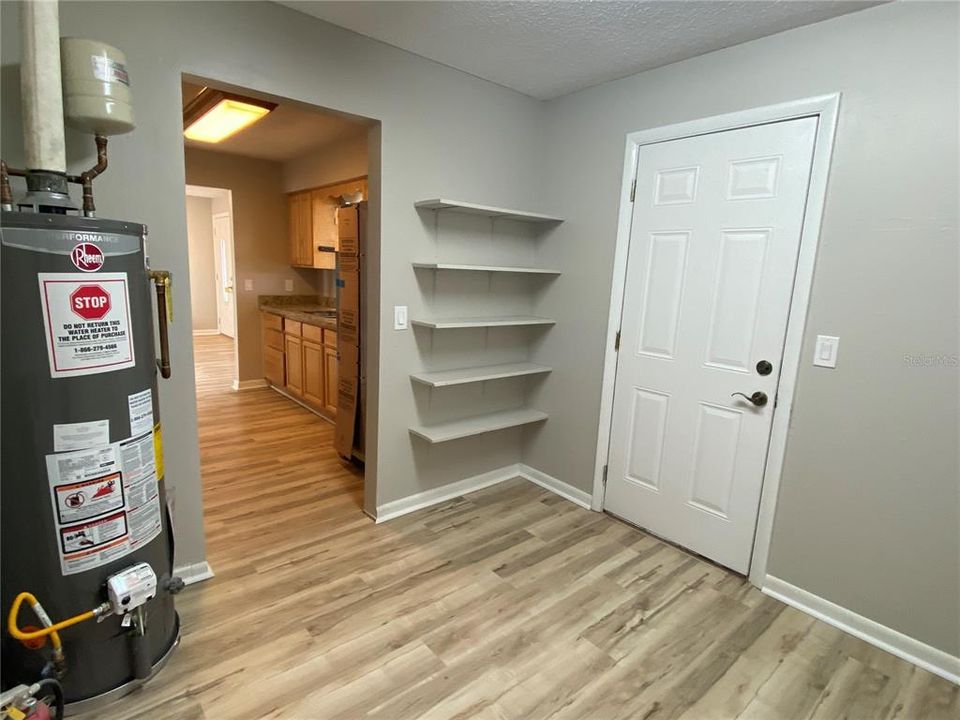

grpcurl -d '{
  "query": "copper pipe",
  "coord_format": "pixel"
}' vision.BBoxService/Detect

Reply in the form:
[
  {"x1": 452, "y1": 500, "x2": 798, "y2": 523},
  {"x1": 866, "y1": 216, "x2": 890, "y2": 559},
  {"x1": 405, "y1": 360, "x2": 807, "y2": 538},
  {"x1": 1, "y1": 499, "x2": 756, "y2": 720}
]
[
  {"x1": 0, "y1": 160, "x2": 12, "y2": 208},
  {"x1": 78, "y1": 135, "x2": 108, "y2": 217},
  {"x1": 149, "y1": 270, "x2": 173, "y2": 379}
]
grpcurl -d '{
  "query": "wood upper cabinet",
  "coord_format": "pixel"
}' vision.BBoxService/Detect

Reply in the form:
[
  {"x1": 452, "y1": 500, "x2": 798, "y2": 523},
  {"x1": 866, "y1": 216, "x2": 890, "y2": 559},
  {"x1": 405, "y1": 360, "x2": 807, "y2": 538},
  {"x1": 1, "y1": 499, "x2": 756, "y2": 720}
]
[
  {"x1": 287, "y1": 177, "x2": 367, "y2": 269},
  {"x1": 289, "y1": 192, "x2": 312, "y2": 267}
]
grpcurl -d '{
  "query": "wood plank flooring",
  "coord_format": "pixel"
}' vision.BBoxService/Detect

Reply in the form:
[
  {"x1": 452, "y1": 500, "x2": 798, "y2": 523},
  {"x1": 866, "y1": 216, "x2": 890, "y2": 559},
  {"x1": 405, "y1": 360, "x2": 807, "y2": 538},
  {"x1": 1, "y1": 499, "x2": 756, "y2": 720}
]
[{"x1": 88, "y1": 334, "x2": 956, "y2": 719}]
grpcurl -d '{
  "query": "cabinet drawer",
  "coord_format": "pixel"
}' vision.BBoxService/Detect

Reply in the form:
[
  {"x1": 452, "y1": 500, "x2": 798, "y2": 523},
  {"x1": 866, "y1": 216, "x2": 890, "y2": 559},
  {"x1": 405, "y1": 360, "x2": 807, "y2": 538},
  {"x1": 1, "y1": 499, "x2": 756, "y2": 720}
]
[
  {"x1": 261, "y1": 312, "x2": 282, "y2": 331},
  {"x1": 284, "y1": 318, "x2": 302, "y2": 336},
  {"x1": 302, "y1": 323, "x2": 324, "y2": 344},
  {"x1": 263, "y1": 327, "x2": 283, "y2": 352},
  {"x1": 323, "y1": 329, "x2": 338, "y2": 348}
]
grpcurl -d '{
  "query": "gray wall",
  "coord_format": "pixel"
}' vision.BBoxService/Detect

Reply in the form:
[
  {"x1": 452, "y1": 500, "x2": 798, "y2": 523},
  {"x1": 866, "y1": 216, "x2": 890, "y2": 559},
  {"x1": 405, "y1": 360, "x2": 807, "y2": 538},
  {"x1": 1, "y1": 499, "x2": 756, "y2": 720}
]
[
  {"x1": 282, "y1": 131, "x2": 368, "y2": 193},
  {"x1": 530, "y1": 1, "x2": 958, "y2": 654},
  {"x1": 185, "y1": 195, "x2": 217, "y2": 332},
  {"x1": 184, "y1": 148, "x2": 319, "y2": 382},
  {"x1": 0, "y1": 1, "x2": 545, "y2": 569}
]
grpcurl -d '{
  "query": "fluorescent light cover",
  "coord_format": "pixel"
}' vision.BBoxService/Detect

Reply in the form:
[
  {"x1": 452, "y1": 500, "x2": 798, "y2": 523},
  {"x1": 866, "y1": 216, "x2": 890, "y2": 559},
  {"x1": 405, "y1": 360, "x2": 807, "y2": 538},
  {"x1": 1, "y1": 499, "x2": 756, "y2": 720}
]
[{"x1": 183, "y1": 99, "x2": 271, "y2": 143}]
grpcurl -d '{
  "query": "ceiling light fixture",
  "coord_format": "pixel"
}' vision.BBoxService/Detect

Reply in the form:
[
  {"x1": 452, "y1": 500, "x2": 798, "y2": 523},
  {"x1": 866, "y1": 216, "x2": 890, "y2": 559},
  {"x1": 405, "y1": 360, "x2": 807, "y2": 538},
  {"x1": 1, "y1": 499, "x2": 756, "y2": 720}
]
[{"x1": 183, "y1": 88, "x2": 277, "y2": 143}]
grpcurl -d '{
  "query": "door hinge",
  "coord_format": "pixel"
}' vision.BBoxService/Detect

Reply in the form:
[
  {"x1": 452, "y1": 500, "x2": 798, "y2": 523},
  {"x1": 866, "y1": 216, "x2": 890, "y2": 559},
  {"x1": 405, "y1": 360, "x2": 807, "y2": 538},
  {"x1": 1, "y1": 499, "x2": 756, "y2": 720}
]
[
  {"x1": 602, "y1": 465, "x2": 608, "y2": 487},
  {"x1": 630, "y1": 178, "x2": 637, "y2": 203},
  {"x1": 614, "y1": 330, "x2": 621, "y2": 351}
]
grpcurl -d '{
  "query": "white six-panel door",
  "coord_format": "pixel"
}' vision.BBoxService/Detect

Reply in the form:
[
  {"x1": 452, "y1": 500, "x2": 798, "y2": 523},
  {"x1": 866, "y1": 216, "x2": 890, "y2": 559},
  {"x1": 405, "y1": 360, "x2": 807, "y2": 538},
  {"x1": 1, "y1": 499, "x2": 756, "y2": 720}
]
[{"x1": 604, "y1": 117, "x2": 818, "y2": 573}]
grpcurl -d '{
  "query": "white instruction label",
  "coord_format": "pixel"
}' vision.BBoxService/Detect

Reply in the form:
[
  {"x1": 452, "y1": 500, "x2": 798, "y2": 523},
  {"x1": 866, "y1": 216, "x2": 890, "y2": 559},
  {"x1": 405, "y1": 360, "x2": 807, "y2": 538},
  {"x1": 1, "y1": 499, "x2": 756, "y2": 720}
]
[
  {"x1": 53, "y1": 419, "x2": 110, "y2": 452},
  {"x1": 91, "y1": 55, "x2": 130, "y2": 85},
  {"x1": 38, "y1": 273, "x2": 135, "y2": 378},
  {"x1": 46, "y1": 432, "x2": 163, "y2": 576},
  {"x1": 128, "y1": 389, "x2": 154, "y2": 437}
]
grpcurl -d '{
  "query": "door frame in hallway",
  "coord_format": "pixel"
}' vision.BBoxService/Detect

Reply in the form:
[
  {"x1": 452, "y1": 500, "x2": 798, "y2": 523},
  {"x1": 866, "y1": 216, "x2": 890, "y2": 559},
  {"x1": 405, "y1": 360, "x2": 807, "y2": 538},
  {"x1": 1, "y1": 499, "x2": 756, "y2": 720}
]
[{"x1": 592, "y1": 94, "x2": 840, "y2": 588}]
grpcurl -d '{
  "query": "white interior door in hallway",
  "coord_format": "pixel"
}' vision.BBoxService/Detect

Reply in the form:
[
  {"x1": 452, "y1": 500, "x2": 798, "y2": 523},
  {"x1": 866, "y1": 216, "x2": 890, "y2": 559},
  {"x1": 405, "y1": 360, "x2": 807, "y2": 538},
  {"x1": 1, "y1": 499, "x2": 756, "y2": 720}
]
[
  {"x1": 212, "y1": 212, "x2": 236, "y2": 339},
  {"x1": 605, "y1": 117, "x2": 818, "y2": 574}
]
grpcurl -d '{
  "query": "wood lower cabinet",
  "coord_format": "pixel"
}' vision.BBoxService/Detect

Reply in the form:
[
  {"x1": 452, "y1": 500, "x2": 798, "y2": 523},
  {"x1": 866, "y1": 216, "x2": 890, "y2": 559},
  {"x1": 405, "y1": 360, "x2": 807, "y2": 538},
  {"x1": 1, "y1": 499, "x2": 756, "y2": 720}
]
[
  {"x1": 284, "y1": 333, "x2": 303, "y2": 396},
  {"x1": 323, "y1": 344, "x2": 338, "y2": 416},
  {"x1": 261, "y1": 311, "x2": 337, "y2": 420},
  {"x1": 302, "y1": 339, "x2": 325, "y2": 407}
]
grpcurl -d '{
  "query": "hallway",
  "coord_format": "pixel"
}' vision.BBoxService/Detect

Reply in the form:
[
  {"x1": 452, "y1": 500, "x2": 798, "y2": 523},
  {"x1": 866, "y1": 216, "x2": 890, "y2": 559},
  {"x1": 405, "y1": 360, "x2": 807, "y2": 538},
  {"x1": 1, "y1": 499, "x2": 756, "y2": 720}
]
[{"x1": 192, "y1": 333, "x2": 364, "y2": 566}]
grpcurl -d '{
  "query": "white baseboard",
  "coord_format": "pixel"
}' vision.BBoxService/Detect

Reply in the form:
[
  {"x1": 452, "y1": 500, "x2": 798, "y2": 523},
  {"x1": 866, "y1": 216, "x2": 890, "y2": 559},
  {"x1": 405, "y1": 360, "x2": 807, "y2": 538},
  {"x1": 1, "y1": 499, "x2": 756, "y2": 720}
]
[
  {"x1": 375, "y1": 463, "x2": 597, "y2": 523},
  {"x1": 518, "y1": 464, "x2": 593, "y2": 509},
  {"x1": 232, "y1": 378, "x2": 268, "y2": 391},
  {"x1": 173, "y1": 560, "x2": 215, "y2": 586},
  {"x1": 376, "y1": 465, "x2": 521, "y2": 523},
  {"x1": 192, "y1": 329, "x2": 221, "y2": 336},
  {"x1": 763, "y1": 575, "x2": 959, "y2": 685}
]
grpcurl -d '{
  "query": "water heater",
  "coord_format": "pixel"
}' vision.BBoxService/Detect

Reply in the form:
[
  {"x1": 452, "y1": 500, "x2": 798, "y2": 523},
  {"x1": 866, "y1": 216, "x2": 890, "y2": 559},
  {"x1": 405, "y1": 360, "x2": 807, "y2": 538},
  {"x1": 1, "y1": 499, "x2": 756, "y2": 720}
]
[{"x1": 1, "y1": 3, "x2": 180, "y2": 716}]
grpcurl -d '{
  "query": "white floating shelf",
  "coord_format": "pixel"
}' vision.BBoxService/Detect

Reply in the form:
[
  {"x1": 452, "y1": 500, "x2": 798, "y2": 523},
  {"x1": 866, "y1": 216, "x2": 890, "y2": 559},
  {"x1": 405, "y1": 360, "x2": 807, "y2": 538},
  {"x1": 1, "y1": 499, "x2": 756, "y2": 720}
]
[
  {"x1": 414, "y1": 198, "x2": 563, "y2": 223},
  {"x1": 411, "y1": 362, "x2": 552, "y2": 388},
  {"x1": 410, "y1": 316, "x2": 556, "y2": 330},
  {"x1": 409, "y1": 408, "x2": 548, "y2": 443},
  {"x1": 412, "y1": 262, "x2": 561, "y2": 275}
]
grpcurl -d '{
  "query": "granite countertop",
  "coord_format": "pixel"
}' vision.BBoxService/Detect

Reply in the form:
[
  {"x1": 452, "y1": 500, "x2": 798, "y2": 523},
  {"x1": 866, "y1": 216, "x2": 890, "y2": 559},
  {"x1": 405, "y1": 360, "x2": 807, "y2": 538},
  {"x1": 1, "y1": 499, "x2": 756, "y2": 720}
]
[{"x1": 259, "y1": 295, "x2": 337, "y2": 329}]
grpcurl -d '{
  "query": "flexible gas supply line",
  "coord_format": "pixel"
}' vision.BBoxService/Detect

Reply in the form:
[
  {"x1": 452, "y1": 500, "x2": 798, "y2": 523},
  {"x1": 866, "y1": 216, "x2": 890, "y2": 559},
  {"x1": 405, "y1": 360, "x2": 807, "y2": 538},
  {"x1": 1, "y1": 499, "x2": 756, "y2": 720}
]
[{"x1": 7, "y1": 592, "x2": 111, "y2": 647}]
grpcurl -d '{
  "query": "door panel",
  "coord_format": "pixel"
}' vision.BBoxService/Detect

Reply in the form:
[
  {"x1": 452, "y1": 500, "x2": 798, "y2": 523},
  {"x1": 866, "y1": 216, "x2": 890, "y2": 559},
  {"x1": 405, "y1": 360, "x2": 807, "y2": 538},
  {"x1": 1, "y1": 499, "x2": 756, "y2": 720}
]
[
  {"x1": 213, "y1": 213, "x2": 235, "y2": 339},
  {"x1": 302, "y1": 340, "x2": 325, "y2": 408},
  {"x1": 605, "y1": 117, "x2": 818, "y2": 573},
  {"x1": 284, "y1": 334, "x2": 303, "y2": 396}
]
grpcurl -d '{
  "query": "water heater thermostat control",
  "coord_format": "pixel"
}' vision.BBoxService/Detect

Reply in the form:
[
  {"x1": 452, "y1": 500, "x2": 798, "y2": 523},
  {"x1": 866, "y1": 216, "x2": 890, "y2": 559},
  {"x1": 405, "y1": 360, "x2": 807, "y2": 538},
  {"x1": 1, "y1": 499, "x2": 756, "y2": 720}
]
[{"x1": 106, "y1": 563, "x2": 157, "y2": 614}]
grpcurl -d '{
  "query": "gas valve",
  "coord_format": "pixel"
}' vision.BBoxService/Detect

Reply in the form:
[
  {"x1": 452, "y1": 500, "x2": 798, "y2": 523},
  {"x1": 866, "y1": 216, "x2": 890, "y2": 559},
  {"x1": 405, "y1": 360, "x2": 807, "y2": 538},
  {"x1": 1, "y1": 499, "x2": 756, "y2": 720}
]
[{"x1": 105, "y1": 563, "x2": 157, "y2": 616}]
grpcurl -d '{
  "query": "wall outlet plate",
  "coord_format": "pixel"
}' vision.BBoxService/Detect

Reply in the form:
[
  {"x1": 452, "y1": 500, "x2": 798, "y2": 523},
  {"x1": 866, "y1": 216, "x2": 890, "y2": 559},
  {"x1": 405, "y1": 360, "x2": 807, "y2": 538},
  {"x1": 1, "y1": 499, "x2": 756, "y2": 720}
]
[
  {"x1": 243, "y1": 278, "x2": 253, "y2": 292},
  {"x1": 284, "y1": 279, "x2": 294, "y2": 292},
  {"x1": 394, "y1": 305, "x2": 408, "y2": 330}
]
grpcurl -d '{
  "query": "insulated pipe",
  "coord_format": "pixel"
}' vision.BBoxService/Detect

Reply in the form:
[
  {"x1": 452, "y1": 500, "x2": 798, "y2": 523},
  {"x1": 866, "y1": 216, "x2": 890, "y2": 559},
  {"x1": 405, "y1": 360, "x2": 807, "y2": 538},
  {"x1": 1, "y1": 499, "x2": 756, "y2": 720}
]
[{"x1": 20, "y1": 0, "x2": 66, "y2": 173}]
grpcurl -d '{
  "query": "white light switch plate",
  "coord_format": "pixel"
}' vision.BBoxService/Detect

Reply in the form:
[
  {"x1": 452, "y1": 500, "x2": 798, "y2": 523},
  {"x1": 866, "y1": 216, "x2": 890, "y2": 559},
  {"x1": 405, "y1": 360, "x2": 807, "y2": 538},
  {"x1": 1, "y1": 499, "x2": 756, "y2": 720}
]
[
  {"x1": 284, "y1": 279, "x2": 294, "y2": 292},
  {"x1": 394, "y1": 305, "x2": 408, "y2": 330},
  {"x1": 243, "y1": 278, "x2": 253, "y2": 292},
  {"x1": 813, "y1": 335, "x2": 839, "y2": 368}
]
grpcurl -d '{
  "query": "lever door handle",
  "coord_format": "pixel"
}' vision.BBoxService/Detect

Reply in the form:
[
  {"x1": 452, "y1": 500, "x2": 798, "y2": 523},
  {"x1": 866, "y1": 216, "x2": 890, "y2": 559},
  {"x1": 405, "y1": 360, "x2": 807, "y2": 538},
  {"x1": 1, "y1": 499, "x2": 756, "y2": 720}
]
[{"x1": 731, "y1": 391, "x2": 768, "y2": 407}]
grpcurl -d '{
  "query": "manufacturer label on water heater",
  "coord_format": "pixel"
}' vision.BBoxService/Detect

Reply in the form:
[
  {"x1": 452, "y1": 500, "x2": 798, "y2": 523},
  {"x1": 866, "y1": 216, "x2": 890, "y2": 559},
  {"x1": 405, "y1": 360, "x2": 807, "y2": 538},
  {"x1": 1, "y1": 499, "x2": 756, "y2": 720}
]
[{"x1": 38, "y1": 273, "x2": 135, "y2": 378}]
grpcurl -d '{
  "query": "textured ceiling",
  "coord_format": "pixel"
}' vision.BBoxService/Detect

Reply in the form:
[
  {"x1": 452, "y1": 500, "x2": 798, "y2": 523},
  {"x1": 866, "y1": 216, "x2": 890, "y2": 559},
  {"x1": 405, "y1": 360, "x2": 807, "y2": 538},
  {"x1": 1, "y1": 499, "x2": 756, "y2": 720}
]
[
  {"x1": 181, "y1": 81, "x2": 369, "y2": 162},
  {"x1": 280, "y1": 1, "x2": 883, "y2": 99}
]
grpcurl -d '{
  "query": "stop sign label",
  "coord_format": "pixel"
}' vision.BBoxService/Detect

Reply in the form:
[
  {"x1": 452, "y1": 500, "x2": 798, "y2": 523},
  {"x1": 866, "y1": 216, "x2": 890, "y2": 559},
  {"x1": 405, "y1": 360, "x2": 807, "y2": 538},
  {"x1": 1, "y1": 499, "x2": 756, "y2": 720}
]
[{"x1": 70, "y1": 285, "x2": 112, "y2": 320}]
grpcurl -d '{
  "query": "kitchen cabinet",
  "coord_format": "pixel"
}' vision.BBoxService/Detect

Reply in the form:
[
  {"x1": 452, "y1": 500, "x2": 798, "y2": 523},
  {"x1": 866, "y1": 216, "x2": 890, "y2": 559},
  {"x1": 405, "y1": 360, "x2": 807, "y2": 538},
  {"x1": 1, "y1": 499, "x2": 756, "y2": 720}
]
[
  {"x1": 284, "y1": 332, "x2": 303, "y2": 396},
  {"x1": 261, "y1": 311, "x2": 337, "y2": 420},
  {"x1": 287, "y1": 177, "x2": 367, "y2": 270},
  {"x1": 323, "y1": 339, "x2": 338, "y2": 417},
  {"x1": 302, "y1": 339, "x2": 325, "y2": 407}
]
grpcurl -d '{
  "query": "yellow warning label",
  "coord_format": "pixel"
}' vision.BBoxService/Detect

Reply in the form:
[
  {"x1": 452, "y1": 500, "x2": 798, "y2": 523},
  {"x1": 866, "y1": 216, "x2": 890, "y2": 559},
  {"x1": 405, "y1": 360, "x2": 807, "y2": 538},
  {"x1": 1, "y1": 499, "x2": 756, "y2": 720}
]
[{"x1": 153, "y1": 423, "x2": 164, "y2": 481}]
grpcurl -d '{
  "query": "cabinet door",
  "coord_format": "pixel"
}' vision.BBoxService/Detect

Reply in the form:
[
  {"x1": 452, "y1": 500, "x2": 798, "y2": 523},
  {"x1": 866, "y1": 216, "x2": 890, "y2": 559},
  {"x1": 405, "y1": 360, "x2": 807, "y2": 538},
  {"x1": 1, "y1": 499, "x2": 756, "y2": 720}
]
[
  {"x1": 323, "y1": 344, "x2": 339, "y2": 416},
  {"x1": 288, "y1": 193, "x2": 312, "y2": 266},
  {"x1": 302, "y1": 340, "x2": 325, "y2": 409},
  {"x1": 284, "y1": 334, "x2": 303, "y2": 395},
  {"x1": 263, "y1": 346, "x2": 284, "y2": 387},
  {"x1": 289, "y1": 194, "x2": 302, "y2": 265},
  {"x1": 310, "y1": 191, "x2": 337, "y2": 270}
]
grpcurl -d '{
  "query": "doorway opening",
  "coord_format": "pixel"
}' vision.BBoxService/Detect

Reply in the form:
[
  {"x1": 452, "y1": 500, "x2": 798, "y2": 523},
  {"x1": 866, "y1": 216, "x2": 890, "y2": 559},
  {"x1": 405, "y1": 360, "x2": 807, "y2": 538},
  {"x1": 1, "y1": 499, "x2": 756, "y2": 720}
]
[{"x1": 180, "y1": 75, "x2": 381, "y2": 570}]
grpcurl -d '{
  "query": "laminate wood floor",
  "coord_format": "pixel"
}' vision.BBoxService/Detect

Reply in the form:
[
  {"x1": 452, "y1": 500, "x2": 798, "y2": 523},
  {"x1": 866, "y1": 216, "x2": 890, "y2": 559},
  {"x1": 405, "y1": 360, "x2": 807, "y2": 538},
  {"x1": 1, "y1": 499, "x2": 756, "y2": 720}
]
[{"x1": 92, "y1": 335, "x2": 957, "y2": 719}]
